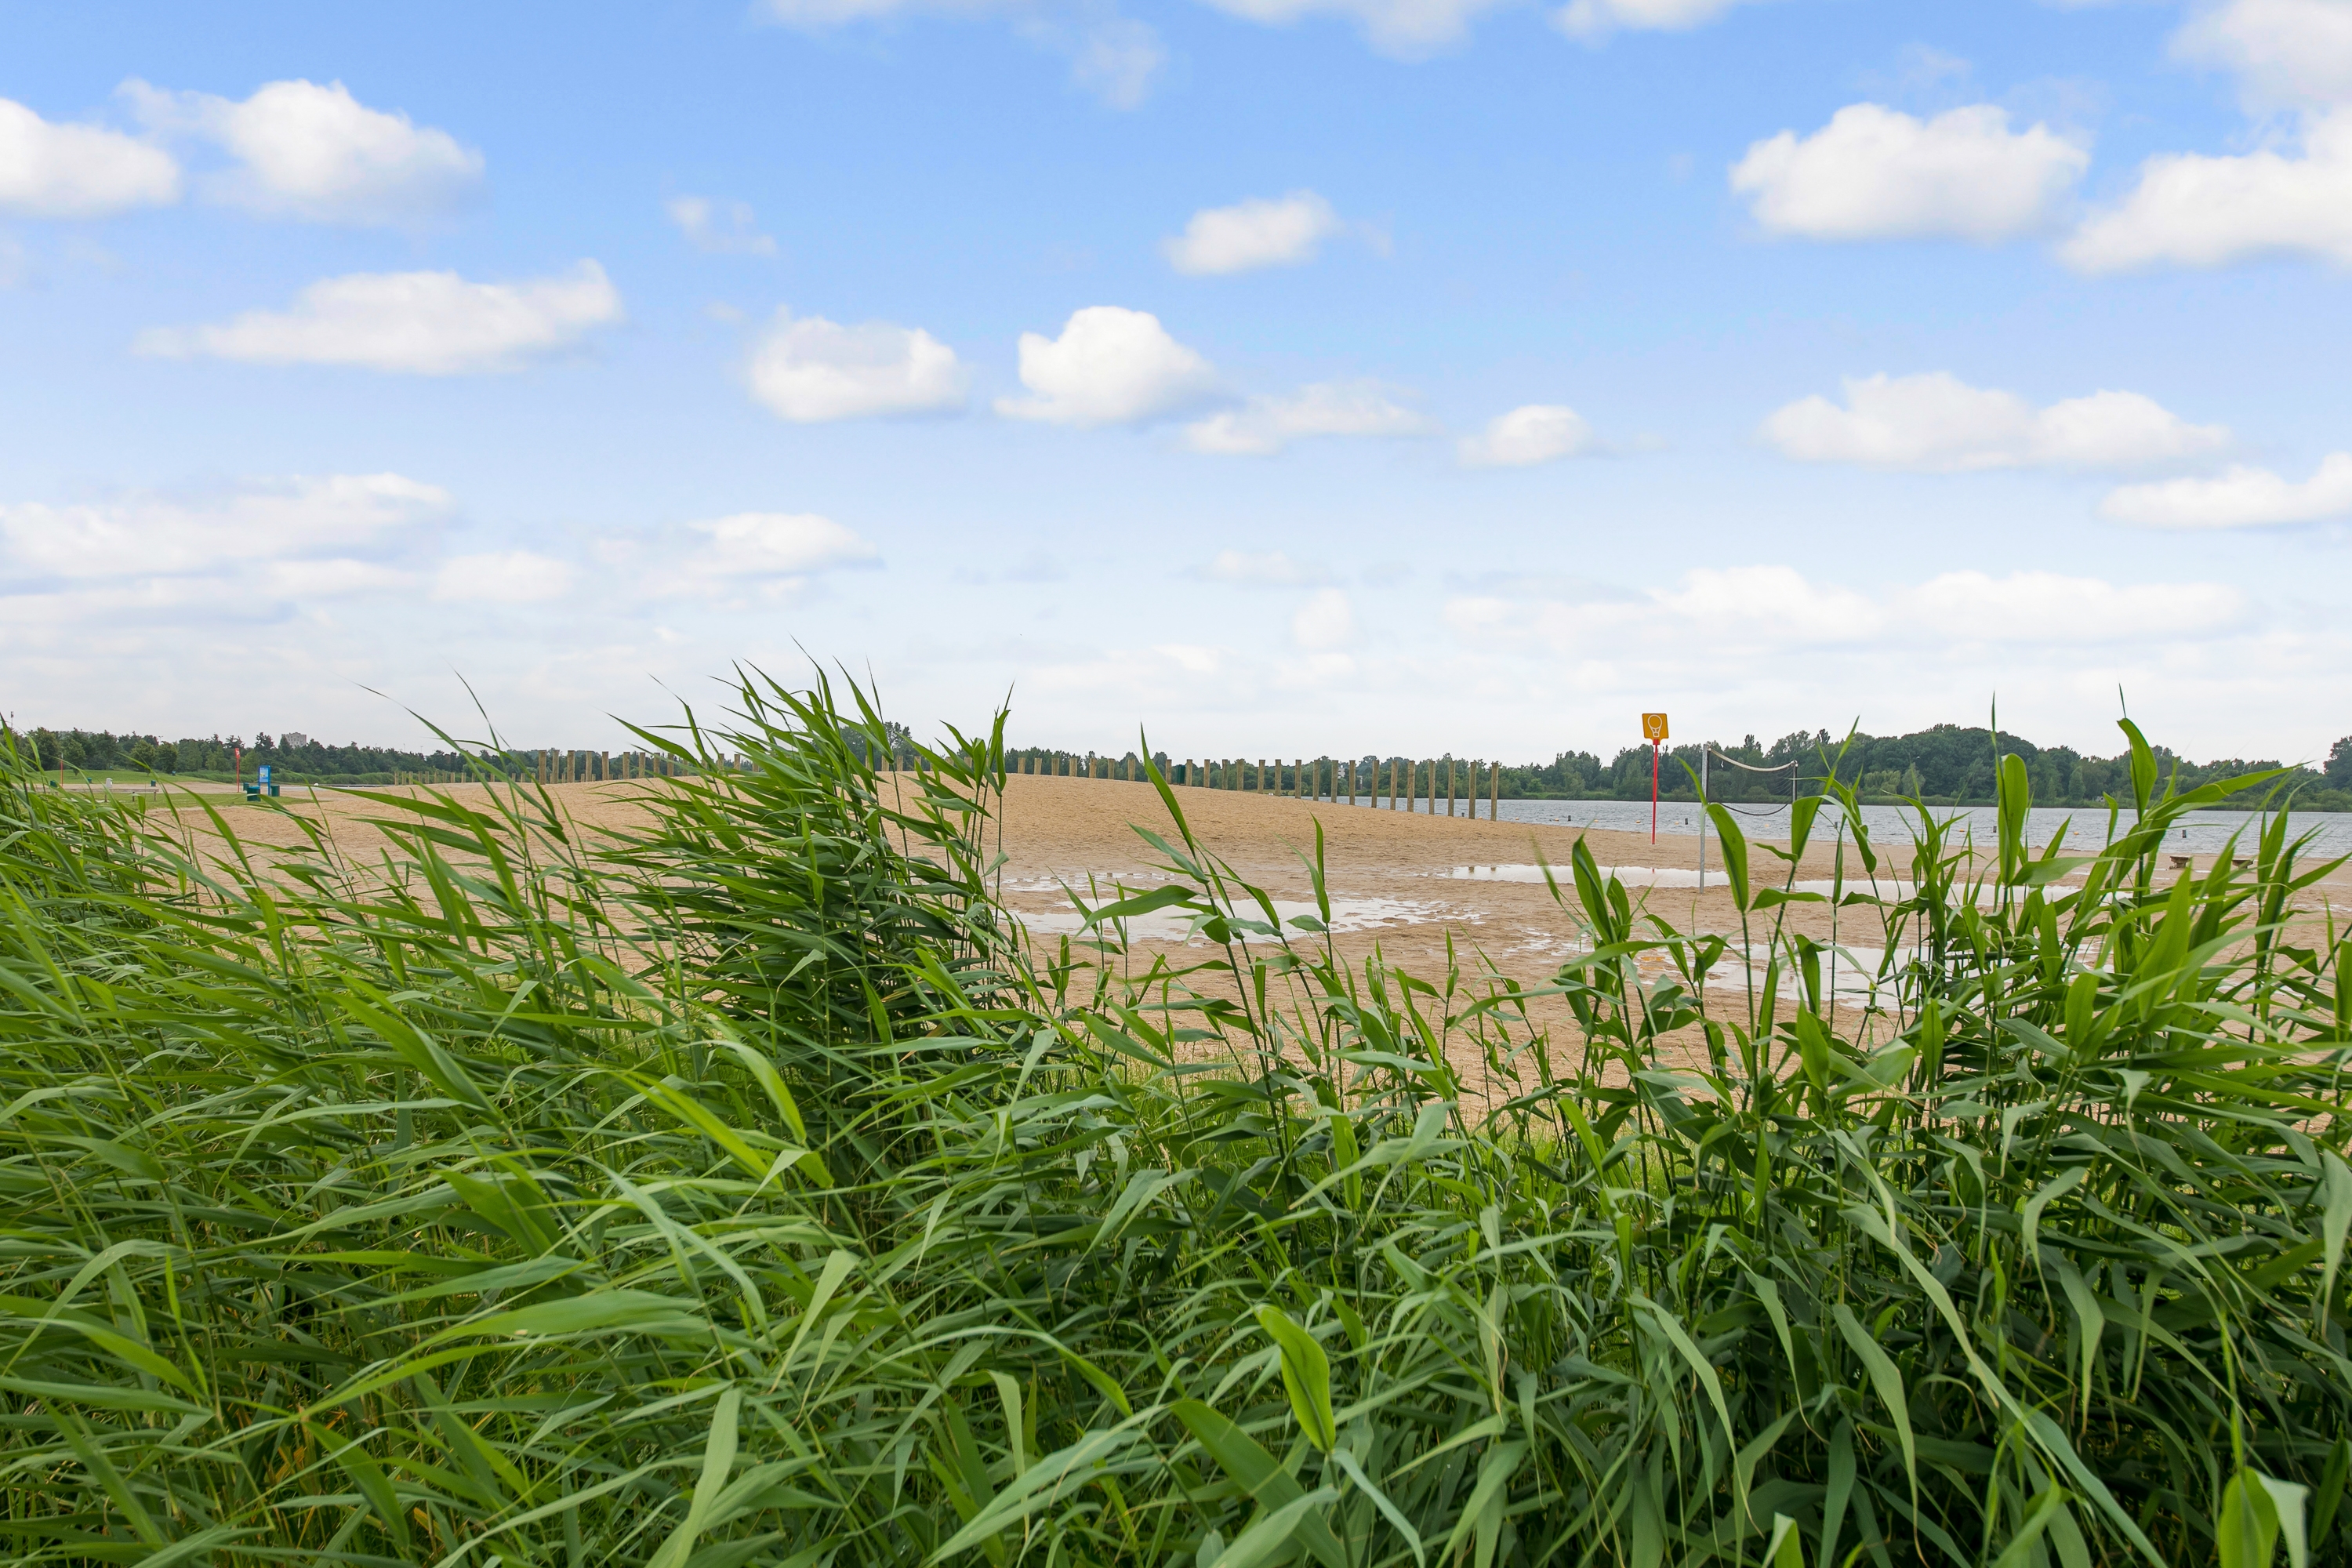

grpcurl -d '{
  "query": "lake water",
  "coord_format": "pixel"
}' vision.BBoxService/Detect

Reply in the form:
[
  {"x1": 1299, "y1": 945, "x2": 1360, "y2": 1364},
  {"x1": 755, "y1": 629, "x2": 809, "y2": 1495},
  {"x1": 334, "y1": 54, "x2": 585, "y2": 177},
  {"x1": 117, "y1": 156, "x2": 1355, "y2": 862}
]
[{"x1": 1301, "y1": 793, "x2": 2352, "y2": 861}]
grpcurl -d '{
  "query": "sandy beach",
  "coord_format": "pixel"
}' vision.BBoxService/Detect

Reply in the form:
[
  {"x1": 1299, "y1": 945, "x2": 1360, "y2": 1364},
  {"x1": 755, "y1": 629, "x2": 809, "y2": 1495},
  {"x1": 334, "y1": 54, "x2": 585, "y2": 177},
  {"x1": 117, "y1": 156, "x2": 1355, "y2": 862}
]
[{"x1": 118, "y1": 769, "x2": 2350, "y2": 1095}]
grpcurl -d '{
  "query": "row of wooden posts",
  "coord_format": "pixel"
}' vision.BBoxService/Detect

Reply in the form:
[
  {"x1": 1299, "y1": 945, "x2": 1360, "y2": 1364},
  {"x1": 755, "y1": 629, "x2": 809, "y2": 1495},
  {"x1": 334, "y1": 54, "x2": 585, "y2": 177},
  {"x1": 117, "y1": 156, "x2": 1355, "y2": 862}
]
[
  {"x1": 996, "y1": 751, "x2": 1504, "y2": 819},
  {"x1": 391, "y1": 752, "x2": 706, "y2": 787}
]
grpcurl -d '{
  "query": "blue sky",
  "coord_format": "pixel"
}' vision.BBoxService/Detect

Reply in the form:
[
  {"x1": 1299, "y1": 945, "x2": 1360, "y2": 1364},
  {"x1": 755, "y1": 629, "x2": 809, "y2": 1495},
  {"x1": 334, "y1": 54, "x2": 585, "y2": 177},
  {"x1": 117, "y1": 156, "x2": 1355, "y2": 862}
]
[{"x1": 4, "y1": 0, "x2": 2350, "y2": 763}]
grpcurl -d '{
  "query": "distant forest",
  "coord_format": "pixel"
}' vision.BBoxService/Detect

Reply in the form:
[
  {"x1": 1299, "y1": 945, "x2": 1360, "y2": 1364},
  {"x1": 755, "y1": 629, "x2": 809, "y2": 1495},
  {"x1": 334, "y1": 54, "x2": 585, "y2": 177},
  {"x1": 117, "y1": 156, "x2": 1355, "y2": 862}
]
[
  {"x1": 14, "y1": 720, "x2": 2352, "y2": 810},
  {"x1": 1041, "y1": 723, "x2": 2352, "y2": 811},
  {"x1": 14, "y1": 728, "x2": 472, "y2": 786},
  {"x1": 1513, "y1": 724, "x2": 2352, "y2": 810}
]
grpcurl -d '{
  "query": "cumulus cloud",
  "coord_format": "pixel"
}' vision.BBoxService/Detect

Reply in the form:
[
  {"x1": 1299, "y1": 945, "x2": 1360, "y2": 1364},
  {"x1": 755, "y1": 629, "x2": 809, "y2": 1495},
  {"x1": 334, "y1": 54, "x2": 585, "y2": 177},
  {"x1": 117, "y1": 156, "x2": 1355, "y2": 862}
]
[
  {"x1": 746, "y1": 308, "x2": 967, "y2": 421},
  {"x1": 1904, "y1": 569, "x2": 2245, "y2": 641},
  {"x1": 1556, "y1": 0, "x2": 1757, "y2": 42},
  {"x1": 996, "y1": 306, "x2": 1218, "y2": 426},
  {"x1": 672, "y1": 512, "x2": 880, "y2": 591},
  {"x1": 1762, "y1": 372, "x2": 2230, "y2": 472},
  {"x1": 1649, "y1": 564, "x2": 1883, "y2": 647},
  {"x1": 1189, "y1": 0, "x2": 1504, "y2": 57},
  {"x1": 2174, "y1": 0, "x2": 2352, "y2": 111},
  {"x1": 2053, "y1": 2, "x2": 2352, "y2": 272},
  {"x1": 1291, "y1": 587, "x2": 1356, "y2": 650},
  {"x1": 433, "y1": 550, "x2": 576, "y2": 603},
  {"x1": 1454, "y1": 564, "x2": 2246, "y2": 664},
  {"x1": 122, "y1": 78, "x2": 481, "y2": 225},
  {"x1": 135, "y1": 262, "x2": 623, "y2": 375},
  {"x1": 1181, "y1": 379, "x2": 1434, "y2": 455},
  {"x1": 261, "y1": 558, "x2": 415, "y2": 597},
  {"x1": 2100, "y1": 454, "x2": 2352, "y2": 528},
  {"x1": 0, "y1": 96, "x2": 179, "y2": 217},
  {"x1": 0, "y1": 473, "x2": 451, "y2": 581},
  {"x1": 1203, "y1": 549, "x2": 1332, "y2": 586},
  {"x1": 1730, "y1": 103, "x2": 2089, "y2": 242},
  {"x1": 2063, "y1": 111, "x2": 2352, "y2": 270},
  {"x1": 1163, "y1": 191, "x2": 1345, "y2": 274},
  {"x1": 1457, "y1": 405, "x2": 1598, "y2": 466},
  {"x1": 667, "y1": 195, "x2": 777, "y2": 256}
]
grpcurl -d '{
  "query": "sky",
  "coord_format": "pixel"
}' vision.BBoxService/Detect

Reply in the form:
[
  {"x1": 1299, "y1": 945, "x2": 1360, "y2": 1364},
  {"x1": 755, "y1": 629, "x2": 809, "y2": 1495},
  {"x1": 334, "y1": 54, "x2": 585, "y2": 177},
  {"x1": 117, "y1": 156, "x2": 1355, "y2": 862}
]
[{"x1": 3, "y1": 0, "x2": 2350, "y2": 764}]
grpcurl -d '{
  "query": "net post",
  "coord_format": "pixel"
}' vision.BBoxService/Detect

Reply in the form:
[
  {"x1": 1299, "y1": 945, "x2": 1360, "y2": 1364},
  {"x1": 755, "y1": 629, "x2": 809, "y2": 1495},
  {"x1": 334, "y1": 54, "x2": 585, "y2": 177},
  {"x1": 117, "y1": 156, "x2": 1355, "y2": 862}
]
[{"x1": 1698, "y1": 747, "x2": 1708, "y2": 890}]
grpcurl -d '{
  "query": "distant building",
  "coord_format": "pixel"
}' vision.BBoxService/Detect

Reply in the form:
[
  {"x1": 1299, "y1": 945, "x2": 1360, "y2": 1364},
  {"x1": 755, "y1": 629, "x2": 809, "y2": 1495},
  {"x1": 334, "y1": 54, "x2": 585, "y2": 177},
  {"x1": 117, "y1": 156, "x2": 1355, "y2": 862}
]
[{"x1": 282, "y1": 731, "x2": 309, "y2": 748}]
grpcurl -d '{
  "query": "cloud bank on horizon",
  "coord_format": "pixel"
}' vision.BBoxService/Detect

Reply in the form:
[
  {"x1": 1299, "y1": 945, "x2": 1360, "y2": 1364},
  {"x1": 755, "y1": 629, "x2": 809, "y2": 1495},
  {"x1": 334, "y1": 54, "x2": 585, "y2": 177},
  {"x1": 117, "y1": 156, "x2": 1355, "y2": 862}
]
[{"x1": 0, "y1": 0, "x2": 2348, "y2": 763}]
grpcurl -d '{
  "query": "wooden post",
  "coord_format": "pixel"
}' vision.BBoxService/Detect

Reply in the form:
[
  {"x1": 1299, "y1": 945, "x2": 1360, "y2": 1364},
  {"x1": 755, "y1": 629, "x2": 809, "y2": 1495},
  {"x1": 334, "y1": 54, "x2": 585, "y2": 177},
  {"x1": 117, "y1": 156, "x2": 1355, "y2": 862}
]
[{"x1": 1490, "y1": 758, "x2": 1499, "y2": 818}]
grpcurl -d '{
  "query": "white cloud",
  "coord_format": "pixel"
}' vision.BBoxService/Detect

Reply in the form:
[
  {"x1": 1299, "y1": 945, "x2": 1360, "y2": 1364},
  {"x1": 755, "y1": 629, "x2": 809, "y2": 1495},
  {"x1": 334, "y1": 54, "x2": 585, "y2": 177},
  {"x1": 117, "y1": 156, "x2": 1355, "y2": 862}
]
[
  {"x1": 1903, "y1": 569, "x2": 2245, "y2": 640},
  {"x1": 1556, "y1": 0, "x2": 1756, "y2": 42},
  {"x1": 1730, "y1": 103, "x2": 2089, "y2": 242},
  {"x1": 996, "y1": 306, "x2": 1218, "y2": 426},
  {"x1": 1181, "y1": 379, "x2": 1434, "y2": 455},
  {"x1": 667, "y1": 195, "x2": 777, "y2": 256},
  {"x1": 1457, "y1": 404, "x2": 1598, "y2": 466},
  {"x1": 675, "y1": 512, "x2": 880, "y2": 589},
  {"x1": 1189, "y1": 0, "x2": 1504, "y2": 57},
  {"x1": 0, "y1": 96, "x2": 179, "y2": 217},
  {"x1": 0, "y1": 473, "x2": 451, "y2": 581},
  {"x1": 746, "y1": 308, "x2": 967, "y2": 421},
  {"x1": 1058, "y1": 17, "x2": 1167, "y2": 111},
  {"x1": 122, "y1": 78, "x2": 481, "y2": 226},
  {"x1": 135, "y1": 262, "x2": 623, "y2": 375},
  {"x1": 2100, "y1": 453, "x2": 2352, "y2": 528},
  {"x1": 1649, "y1": 564, "x2": 1884, "y2": 646},
  {"x1": 1762, "y1": 372, "x2": 2229, "y2": 472},
  {"x1": 1203, "y1": 549, "x2": 1332, "y2": 586},
  {"x1": 2174, "y1": 0, "x2": 2352, "y2": 111},
  {"x1": 1291, "y1": 587, "x2": 1356, "y2": 649},
  {"x1": 2063, "y1": 110, "x2": 2352, "y2": 270},
  {"x1": 433, "y1": 550, "x2": 576, "y2": 603},
  {"x1": 262, "y1": 558, "x2": 416, "y2": 597},
  {"x1": 1163, "y1": 191, "x2": 1345, "y2": 274},
  {"x1": 1454, "y1": 563, "x2": 2248, "y2": 664}
]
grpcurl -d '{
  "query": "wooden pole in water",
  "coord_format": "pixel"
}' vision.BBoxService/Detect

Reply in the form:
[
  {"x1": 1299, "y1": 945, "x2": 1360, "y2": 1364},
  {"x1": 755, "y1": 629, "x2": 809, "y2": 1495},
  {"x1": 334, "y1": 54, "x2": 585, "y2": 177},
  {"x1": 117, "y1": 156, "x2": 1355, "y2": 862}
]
[{"x1": 1490, "y1": 758, "x2": 1499, "y2": 818}]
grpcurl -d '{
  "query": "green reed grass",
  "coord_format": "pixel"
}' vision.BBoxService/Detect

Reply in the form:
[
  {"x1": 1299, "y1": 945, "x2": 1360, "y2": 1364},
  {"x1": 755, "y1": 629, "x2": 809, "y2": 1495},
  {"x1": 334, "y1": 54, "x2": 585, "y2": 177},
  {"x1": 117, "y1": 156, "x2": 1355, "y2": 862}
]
[{"x1": 1, "y1": 672, "x2": 2348, "y2": 1567}]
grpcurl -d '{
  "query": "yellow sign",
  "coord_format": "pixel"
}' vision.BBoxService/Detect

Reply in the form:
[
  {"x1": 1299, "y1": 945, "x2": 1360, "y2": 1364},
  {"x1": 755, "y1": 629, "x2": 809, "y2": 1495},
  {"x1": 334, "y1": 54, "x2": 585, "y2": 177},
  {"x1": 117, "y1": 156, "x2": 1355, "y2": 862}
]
[{"x1": 1642, "y1": 712, "x2": 1669, "y2": 742}]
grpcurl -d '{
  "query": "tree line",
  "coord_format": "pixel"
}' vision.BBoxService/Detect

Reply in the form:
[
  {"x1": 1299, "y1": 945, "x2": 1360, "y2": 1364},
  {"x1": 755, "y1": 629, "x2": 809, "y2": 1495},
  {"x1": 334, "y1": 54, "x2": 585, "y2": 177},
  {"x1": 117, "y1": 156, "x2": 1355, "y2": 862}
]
[
  {"x1": 1514, "y1": 723, "x2": 2352, "y2": 809},
  {"x1": 20, "y1": 719, "x2": 2352, "y2": 809},
  {"x1": 1018, "y1": 724, "x2": 2352, "y2": 811},
  {"x1": 16, "y1": 728, "x2": 468, "y2": 782}
]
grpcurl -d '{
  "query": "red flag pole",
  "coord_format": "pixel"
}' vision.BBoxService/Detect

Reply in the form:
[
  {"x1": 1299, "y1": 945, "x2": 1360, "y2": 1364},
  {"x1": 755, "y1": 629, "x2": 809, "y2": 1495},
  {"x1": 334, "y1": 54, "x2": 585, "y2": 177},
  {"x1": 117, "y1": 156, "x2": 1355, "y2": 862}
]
[{"x1": 1650, "y1": 741, "x2": 1660, "y2": 844}]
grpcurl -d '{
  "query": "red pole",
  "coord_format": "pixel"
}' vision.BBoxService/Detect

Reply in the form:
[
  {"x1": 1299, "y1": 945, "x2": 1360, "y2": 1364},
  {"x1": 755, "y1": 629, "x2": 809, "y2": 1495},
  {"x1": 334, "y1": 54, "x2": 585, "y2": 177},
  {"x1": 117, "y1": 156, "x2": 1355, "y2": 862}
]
[
  {"x1": 1650, "y1": 742, "x2": 1660, "y2": 844},
  {"x1": 234, "y1": 746, "x2": 241, "y2": 793}
]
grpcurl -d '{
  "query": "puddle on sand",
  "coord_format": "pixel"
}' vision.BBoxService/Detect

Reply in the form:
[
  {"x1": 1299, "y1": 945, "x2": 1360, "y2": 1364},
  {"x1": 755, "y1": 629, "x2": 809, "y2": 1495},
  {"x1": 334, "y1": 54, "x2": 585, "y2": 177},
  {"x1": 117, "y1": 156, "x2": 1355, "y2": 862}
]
[
  {"x1": 1019, "y1": 895, "x2": 1453, "y2": 943},
  {"x1": 1446, "y1": 864, "x2": 2043, "y2": 899}
]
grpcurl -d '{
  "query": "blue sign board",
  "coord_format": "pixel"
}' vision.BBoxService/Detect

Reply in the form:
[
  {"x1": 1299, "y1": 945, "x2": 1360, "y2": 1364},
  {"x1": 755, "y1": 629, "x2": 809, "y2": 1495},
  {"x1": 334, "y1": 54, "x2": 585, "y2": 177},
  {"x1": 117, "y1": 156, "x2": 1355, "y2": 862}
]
[{"x1": 258, "y1": 765, "x2": 270, "y2": 784}]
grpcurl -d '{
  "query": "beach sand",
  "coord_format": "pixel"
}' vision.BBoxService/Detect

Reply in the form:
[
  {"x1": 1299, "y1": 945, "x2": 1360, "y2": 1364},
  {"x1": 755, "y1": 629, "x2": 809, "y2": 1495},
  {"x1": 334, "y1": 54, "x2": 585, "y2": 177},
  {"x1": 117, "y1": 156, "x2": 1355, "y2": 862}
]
[{"x1": 128, "y1": 770, "x2": 2349, "y2": 1100}]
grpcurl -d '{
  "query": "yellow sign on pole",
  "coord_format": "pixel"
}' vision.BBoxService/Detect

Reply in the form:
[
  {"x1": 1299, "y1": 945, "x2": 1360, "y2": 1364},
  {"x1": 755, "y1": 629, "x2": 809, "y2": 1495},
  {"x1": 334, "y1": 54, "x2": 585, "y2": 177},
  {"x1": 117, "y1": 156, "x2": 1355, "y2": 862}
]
[{"x1": 1642, "y1": 712, "x2": 1669, "y2": 742}]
